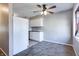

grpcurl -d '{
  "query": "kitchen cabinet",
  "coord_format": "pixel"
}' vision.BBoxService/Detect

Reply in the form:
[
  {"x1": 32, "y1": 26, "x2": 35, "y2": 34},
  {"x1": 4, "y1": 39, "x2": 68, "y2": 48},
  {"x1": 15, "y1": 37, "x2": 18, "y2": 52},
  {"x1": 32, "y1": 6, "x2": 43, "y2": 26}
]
[
  {"x1": 30, "y1": 16, "x2": 43, "y2": 27},
  {"x1": 30, "y1": 32, "x2": 43, "y2": 42}
]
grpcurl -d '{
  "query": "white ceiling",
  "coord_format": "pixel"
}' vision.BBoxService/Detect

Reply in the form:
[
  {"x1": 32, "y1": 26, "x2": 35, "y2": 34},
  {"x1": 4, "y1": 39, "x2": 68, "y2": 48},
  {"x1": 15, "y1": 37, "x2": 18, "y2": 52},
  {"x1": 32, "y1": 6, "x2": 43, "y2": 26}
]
[{"x1": 13, "y1": 3, "x2": 74, "y2": 18}]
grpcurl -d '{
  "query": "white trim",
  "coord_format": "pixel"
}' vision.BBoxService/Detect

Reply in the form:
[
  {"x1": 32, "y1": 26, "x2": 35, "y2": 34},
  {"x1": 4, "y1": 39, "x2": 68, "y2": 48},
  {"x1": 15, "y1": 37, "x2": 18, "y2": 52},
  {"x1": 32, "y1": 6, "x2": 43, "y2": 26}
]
[
  {"x1": 72, "y1": 37, "x2": 79, "y2": 56},
  {"x1": 72, "y1": 46, "x2": 78, "y2": 56},
  {"x1": 9, "y1": 3, "x2": 13, "y2": 56},
  {"x1": 43, "y1": 40, "x2": 72, "y2": 46}
]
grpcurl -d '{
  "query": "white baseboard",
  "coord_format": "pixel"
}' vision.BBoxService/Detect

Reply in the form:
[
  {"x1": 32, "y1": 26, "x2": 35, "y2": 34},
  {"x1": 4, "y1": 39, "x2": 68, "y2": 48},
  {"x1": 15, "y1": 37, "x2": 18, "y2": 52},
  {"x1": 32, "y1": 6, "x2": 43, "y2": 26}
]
[
  {"x1": 43, "y1": 40, "x2": 72, "y2": 47},
  {"x1": 72, "y1": 46, "x2": 78, "y2": 56}
]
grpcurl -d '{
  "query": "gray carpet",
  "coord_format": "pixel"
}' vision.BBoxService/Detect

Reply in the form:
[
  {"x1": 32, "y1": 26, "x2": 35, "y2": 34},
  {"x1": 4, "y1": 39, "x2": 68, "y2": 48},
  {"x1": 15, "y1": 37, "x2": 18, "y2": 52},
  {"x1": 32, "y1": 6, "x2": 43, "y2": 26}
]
[{"x1": 15, "y1": 41, "x2": 75, "y2": 56}]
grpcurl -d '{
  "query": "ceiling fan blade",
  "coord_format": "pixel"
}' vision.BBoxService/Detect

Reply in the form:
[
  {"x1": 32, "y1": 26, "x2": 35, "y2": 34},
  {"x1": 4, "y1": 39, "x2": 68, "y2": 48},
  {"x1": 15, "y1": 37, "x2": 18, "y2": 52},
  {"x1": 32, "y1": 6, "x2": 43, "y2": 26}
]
[
  {"x1": 33, "y1": 11, "x2": 41, "y2": 13},
  {"x1": 48, "y1": 11, "x2": 54, "y2": 14},
  {"x1": 37, "y1": 5, "x2": 41, "y2": 8},
  {"x1": 48, "y1": 5, "x2": 56, "y2": 9}
]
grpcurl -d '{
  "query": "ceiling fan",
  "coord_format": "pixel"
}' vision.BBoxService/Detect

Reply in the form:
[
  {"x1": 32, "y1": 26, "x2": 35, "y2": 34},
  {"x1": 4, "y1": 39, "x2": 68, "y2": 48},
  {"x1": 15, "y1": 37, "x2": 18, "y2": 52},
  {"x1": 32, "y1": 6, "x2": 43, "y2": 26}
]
[{"x1": 33, "y1": 4, "x2": 56, "y2": 15}]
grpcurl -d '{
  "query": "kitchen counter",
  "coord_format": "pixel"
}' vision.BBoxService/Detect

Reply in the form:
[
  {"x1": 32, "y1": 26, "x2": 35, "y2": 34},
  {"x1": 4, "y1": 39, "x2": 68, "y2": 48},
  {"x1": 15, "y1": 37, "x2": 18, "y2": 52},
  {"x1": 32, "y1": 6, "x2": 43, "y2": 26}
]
[{"x1": 29, "y1": 31, "x2": 43, "y2": 32}]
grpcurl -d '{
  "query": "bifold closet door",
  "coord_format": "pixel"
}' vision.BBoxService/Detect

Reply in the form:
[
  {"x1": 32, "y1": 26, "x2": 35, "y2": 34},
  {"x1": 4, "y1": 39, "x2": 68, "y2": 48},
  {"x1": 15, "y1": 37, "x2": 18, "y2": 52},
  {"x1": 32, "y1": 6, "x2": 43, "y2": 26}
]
[{"x1": 13, "y1": 16, "x2": 29, "y2": 55}]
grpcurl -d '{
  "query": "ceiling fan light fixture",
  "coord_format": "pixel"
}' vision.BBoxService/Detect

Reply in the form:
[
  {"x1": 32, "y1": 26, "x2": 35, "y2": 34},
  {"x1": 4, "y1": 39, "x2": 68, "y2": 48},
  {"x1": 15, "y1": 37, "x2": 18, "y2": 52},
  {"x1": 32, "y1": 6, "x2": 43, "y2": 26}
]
[
  {"x1": 40, "y1": 11, "x2": 48, "y2": 15},
  {"x1": 44, "y1": 11, "x2": 47, "y2": 15}
]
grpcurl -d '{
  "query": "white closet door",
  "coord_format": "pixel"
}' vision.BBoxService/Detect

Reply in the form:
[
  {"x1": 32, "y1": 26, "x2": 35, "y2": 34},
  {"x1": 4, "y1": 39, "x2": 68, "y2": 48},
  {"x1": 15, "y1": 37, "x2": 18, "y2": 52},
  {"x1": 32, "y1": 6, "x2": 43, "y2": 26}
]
[{"x1": 13, "y1": 16, "x2": 29, "y2": 55}]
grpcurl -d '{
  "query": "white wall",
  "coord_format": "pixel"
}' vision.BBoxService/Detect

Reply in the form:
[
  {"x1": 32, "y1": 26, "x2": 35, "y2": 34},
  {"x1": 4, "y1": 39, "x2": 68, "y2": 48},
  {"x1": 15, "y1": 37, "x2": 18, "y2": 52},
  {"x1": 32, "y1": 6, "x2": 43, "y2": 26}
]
[{"x1": 43, "y1": 10, "x2": 73, "y2": 45}]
